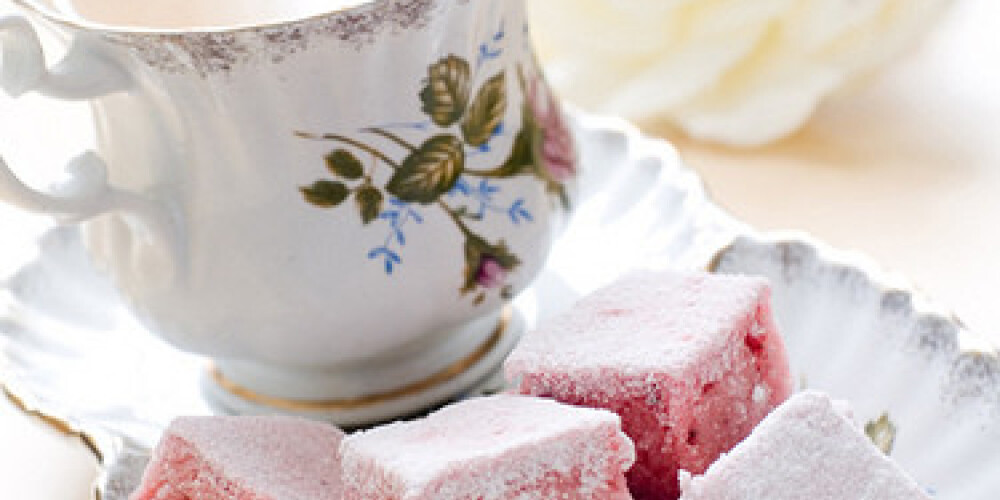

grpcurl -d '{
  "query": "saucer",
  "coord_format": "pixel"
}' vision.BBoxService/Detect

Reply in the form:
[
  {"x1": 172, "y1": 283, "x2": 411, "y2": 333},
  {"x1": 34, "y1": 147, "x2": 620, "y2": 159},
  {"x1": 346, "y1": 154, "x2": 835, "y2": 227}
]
[{"x1": 2, "y1": 111, "x2": 998, "y2": 499}]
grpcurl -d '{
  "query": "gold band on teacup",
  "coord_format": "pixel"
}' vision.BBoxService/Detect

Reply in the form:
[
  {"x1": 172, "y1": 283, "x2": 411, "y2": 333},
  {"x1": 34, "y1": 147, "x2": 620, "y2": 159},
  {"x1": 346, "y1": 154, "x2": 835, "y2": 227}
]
[{"x1": 209, "y1": 306, "x2": 512, "y2": 412}]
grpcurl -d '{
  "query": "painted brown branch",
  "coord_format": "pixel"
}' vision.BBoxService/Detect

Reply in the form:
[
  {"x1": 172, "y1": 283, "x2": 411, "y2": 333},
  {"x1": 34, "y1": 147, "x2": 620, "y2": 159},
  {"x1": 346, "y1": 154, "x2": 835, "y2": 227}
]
[
  {"x1": 363, "y1": 128, "x2": 419, "y2": 153},
  {"x1": 463, "y1": 167, "x2": 513, "y2": 179},
  {"x1": 295, "y1": 131, "x2": 399, "y2": 169},
  {"x1": 437, "y1": 200, "x2": 474, "y2": 238}
]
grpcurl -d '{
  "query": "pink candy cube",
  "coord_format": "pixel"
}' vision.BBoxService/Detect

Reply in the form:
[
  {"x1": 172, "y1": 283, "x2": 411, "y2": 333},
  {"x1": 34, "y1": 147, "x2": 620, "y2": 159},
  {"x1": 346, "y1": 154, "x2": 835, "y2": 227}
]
[
  {"x1": 505, "y1": 271, "x2": 793, "y2": 500},
  {"x1": 131, "y1": 415, "x2": 344, "y2": 500},
  {"x1": 679, "y1": 391, "x2": 931, "y2": 499},
  {"x1": 340, "y1": 394, "x2": 636, "y2": 500}
]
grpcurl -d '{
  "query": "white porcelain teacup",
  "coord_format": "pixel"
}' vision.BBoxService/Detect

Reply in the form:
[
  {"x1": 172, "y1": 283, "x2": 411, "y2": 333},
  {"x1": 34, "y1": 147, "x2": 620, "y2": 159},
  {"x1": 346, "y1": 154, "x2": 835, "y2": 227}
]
[{"x1": 0, "y1": 0, "x2": 578, "y2": 424}]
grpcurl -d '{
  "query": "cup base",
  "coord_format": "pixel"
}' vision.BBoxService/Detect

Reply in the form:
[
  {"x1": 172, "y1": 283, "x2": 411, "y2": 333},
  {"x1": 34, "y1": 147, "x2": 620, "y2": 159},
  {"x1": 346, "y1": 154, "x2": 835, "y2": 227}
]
[{"x1": 199, "y1": 306, "x2": 523, "y2": 427}]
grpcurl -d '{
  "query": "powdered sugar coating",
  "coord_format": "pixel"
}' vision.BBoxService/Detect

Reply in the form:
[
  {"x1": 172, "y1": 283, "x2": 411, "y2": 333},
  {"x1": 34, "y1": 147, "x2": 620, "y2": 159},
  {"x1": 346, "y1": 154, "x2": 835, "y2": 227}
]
[
  {"x1": 340, "y1": 394, "x2": 636, "y2": 499},
  {"x1": 507, "y1": 271, "x2": 770, "y2": 383},
  {"x1": 131, "y1": 416, "x2": 344, "y2": 500},
  {"x1": 678, "y1": 391, "x2": 932, "y2": 499},
  {"x1": 505, "y1": 271, "x2": 793, "y2": 499}
]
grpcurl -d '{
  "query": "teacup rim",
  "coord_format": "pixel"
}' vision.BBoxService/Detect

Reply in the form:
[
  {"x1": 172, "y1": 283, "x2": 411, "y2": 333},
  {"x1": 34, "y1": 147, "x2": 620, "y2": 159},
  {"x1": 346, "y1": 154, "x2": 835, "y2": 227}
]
[{"x1": 13, "y1": 0, "x2": 381, "y2": 35}]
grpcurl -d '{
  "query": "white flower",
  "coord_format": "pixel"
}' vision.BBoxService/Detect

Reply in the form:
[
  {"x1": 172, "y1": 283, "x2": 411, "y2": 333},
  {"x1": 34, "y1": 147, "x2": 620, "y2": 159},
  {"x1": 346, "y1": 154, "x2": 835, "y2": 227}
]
[{"x1": 528, "y1": 0, "x2": 952, "y2": 146}]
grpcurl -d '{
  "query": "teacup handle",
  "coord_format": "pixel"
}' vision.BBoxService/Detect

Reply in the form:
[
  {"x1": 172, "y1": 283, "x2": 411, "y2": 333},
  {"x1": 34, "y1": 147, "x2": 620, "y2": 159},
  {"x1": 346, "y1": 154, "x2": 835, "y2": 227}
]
[{"x1": 0, "y1": 15, "x2": 176, "y2": 248}]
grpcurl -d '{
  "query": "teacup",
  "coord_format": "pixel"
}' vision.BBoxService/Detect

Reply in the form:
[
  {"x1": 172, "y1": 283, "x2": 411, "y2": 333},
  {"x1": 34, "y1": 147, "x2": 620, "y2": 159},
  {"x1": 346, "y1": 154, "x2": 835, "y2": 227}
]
[{"x1": 0, "y1": 0, "x2": 578, "y2": 425}]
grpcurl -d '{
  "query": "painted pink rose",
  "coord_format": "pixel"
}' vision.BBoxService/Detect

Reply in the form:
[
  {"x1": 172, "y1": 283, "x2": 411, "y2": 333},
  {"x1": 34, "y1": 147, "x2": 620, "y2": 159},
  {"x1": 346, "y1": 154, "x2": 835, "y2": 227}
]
[
  {"x1": 475, "y1": 256, "x2": 507, "y2": 289},
  {"x1": 461, "y1": 236, "x2": 519, "y2": 298},
  {"x1": 527, "y1": 79, "x2": 577, "y2": 183}
]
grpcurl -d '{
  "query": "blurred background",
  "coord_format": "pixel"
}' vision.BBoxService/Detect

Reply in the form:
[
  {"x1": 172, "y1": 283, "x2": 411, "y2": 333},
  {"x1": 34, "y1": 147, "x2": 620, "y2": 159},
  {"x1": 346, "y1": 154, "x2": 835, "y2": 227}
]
[{"x1": 531, "y1": 0, "x2": 999, "y2": 337}]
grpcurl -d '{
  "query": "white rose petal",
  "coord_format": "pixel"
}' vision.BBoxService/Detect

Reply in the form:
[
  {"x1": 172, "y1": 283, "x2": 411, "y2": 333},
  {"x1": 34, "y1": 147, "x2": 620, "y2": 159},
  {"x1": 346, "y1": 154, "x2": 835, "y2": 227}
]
[{"x1": 529, "y1": 0, "x2": 953, "y2": 146}]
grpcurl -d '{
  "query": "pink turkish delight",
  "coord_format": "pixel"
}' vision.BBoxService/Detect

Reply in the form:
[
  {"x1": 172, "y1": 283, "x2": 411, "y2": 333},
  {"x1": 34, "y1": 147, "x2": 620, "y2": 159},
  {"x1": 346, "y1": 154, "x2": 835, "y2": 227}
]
[
  {"x1": 505, "y1": 271, "x2": 793, "y2": 500},
  {"x1": 339, "y1": 394, "x2": 636, "y2": 500},
  {"x1": 131, "y1": 415, "x2": 344, "y2": 500},
  {"x1": 678, "y1": 391, "x2": 931, "y2": 499}
]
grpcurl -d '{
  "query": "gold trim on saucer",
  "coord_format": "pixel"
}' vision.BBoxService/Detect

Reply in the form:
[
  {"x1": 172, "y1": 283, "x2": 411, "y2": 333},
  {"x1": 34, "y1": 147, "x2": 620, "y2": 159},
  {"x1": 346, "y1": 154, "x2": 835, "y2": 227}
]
[
  {"x1": 1, "y1": 383, "x2": 104, "y2": 500},
  {"x1": 2, "y1": 384, "x2": 104, "y2": 462},
  {"x1": 705, "y1": 239, "x2": 735, "y2": 273},
  {"x1": 209, "y1": 306, "x2": 512, "y2": 412}
]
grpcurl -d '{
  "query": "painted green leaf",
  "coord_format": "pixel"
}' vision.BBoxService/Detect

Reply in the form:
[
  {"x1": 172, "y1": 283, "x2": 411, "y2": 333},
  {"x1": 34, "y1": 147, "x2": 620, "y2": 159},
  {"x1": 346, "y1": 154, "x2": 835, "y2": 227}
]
[
  {"x1": 865, "y1": 413, "x2": 896, "y2": 455},
  {"x1": 493, "y1": 125, "x2": 536, "y2": 178},
  {"x1": 386, "y1": 135, "x2": 465, "y2": 204},
  {"x1": 462, "y1": 71, "x2": 507, "y2": 147},
  {"x1": 464, "y1": 100, "x2": 539, "y2": 180},
  {"x1": 300, "y1": 180, "x2": 350, "y2": 208},
  {"x1": 452, "y1": 205, "x2": 483, "y2": 221},
  {"x1": 420, "y1": 55, "x2": 471, "y2": 127},
  {"x1": 355, "y1": 185, "x2": 383, "y2": 225},
  {"x1": 325, "y1": 149, "x2": 364, "y2": 180},
  {"x1": 462, "y1": 235, "x2": 490, "y2": 295}
]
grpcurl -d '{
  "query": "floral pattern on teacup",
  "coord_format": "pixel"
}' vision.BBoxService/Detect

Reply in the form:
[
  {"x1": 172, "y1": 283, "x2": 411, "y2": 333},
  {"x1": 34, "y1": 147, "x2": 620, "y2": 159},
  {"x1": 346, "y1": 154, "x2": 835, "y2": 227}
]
[{"x1": 297, "y1": 29, "x2": 575, "y2": 305}]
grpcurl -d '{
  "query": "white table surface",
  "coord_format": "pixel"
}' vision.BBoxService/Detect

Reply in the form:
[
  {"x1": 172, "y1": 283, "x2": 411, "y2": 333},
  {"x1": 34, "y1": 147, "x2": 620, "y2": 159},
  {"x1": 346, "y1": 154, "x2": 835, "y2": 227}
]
[{"x1": 1, "y1": 0, "x2": 997, "y2": 498}]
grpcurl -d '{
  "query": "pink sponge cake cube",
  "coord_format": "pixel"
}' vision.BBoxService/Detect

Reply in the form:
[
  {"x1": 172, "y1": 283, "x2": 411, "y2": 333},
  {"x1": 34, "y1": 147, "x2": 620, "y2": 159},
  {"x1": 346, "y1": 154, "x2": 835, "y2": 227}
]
[
  {"x1": 679, "y1": 391, "x2": 931, "y2": 499},
  {"x1": 505, "y1": 271, "x2": 793, "y2": 500},
  {"x1": 131, "y1": 415, "x2": 344, "y2": 500},
  {"x1": 340, "y1": 394, "x2": 636, "y2": 500}
]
